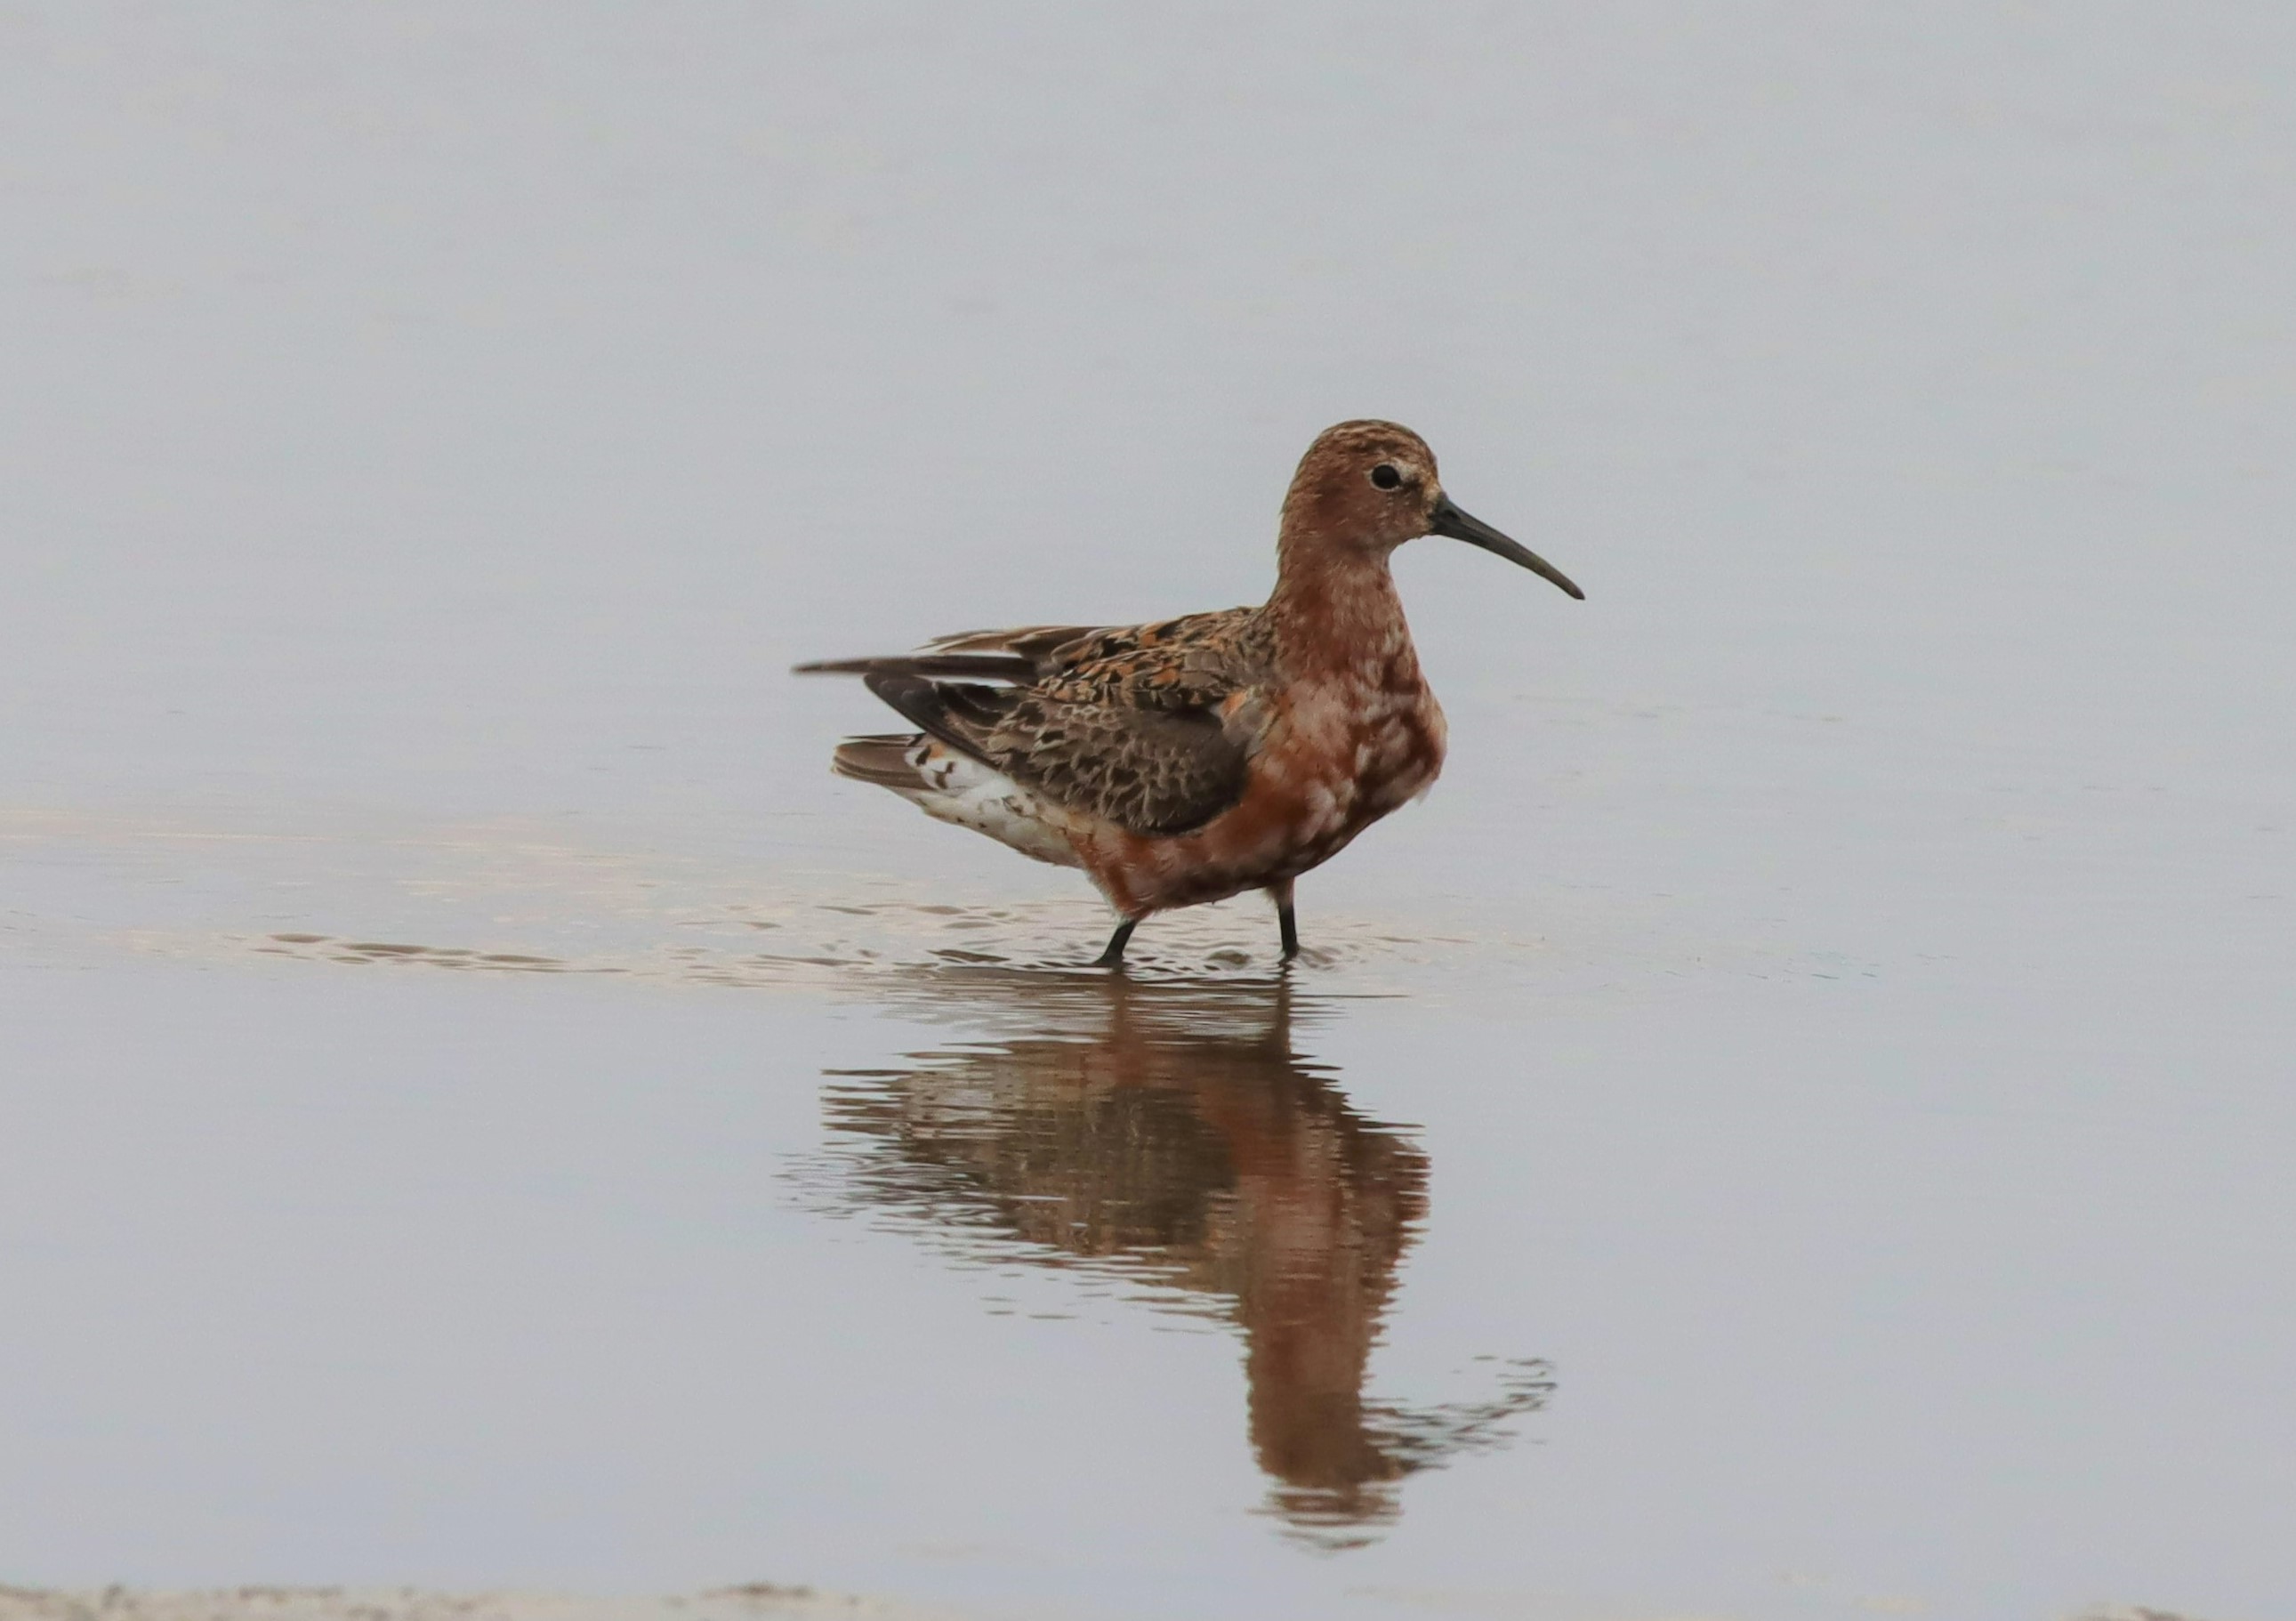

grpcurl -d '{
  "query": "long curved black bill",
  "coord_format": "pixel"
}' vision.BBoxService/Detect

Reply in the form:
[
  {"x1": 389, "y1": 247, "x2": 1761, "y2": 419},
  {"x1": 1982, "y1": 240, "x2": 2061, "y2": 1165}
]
[{"x1": 1429, "y1": 496, "x2": 1584, "y2": 600}]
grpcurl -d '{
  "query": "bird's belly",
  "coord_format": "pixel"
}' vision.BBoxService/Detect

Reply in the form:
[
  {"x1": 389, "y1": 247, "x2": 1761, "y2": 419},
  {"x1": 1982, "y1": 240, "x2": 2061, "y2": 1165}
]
[
  {"x1": 1349, "y1": 703, "x2": 1446, "y2": 818},
  {"x1": 1287, "y1": 699, "x2": 1446, "y2": 853},
  {"x1": 1076, "y1": 688, "x2": 1446, "y2": 914}
]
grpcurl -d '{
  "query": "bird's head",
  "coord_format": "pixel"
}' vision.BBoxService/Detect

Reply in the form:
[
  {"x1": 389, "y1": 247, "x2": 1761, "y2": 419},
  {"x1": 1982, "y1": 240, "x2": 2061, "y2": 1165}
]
[{"x1": 1278, "y1": 419, "x2": 1583, "y2": 601}]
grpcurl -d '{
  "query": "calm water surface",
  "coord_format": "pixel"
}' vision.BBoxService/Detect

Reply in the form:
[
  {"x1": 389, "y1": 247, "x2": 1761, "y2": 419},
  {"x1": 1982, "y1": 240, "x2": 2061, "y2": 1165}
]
[{"x1": 5, "y1": 7, "x2": 2294, "y2": 1620}]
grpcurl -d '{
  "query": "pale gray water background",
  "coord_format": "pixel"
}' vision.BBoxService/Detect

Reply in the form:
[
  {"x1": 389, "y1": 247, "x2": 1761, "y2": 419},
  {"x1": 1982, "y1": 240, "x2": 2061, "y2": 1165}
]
[{"x1": 4, "y1": 4, "x2": 2293, "y2": 1618}]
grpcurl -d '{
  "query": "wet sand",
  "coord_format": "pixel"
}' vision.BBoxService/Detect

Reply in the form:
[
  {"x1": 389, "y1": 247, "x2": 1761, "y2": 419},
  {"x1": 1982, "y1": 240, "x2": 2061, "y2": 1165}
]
[{"x1": 0, "y1": 1591, "x2": 965, "y2": 1621}]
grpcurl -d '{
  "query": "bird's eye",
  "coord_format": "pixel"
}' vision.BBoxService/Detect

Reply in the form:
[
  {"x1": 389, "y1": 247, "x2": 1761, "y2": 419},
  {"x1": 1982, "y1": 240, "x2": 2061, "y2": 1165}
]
[{"x1": 1369, "y1": 463, "x2": 1403, "y2": 490}]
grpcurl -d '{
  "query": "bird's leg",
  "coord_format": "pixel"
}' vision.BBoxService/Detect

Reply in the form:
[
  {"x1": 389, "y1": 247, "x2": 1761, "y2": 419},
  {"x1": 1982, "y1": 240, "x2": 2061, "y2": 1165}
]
[
  {"x1": 1094, "y1": 917, "x2": 1139, "y2": 969},
  {"x1": 1271, "y1": 880, "x2": 1300, "y2": 962}
]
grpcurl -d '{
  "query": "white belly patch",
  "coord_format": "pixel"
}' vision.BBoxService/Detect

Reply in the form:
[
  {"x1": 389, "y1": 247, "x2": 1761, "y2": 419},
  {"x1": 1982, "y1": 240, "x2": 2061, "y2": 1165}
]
[{"x1": 901, "y1": 740, "x2": 1080, "y2": 868}]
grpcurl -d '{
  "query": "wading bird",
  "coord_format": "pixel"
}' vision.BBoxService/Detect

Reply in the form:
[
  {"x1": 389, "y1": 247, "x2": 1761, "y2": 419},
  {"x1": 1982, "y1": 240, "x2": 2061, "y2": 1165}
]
[{"x1": 796, "y1": 420, "x2": 1583, "y2": 966}]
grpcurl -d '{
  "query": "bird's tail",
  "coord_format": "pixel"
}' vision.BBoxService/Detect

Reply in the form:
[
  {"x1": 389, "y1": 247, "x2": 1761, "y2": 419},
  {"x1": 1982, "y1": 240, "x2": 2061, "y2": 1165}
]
[
  {"x1": 825, "y1": 733, "x2": 1079, "y2": 869},
  {"x1": 831, "y1": 733, "x2": 929, "y2": 789}
]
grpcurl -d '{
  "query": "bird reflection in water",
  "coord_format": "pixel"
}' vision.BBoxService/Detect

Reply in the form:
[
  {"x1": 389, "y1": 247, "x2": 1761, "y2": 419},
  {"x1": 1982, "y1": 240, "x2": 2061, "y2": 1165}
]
[{"x1": 804, "y1": 967, "x2": 1553, "y2": 1544}]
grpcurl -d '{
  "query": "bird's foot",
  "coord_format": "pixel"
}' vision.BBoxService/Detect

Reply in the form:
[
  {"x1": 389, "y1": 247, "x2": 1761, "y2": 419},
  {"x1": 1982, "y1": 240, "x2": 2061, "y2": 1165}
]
[{"x1": 1093, "y1": 918, "x2": 1139, "y2": 969}]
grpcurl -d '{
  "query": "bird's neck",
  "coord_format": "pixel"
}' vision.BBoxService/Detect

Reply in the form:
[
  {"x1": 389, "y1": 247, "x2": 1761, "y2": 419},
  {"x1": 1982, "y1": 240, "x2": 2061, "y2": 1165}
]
[{"x1": 1265, "y1": 543, "x2": 1421, "y2": 684}]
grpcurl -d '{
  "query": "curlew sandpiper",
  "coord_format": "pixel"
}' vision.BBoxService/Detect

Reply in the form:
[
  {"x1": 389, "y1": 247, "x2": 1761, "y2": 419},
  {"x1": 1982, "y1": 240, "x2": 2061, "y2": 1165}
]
[{"x1": 796, "y1": 420, "x2": 1583, "y2": 966}]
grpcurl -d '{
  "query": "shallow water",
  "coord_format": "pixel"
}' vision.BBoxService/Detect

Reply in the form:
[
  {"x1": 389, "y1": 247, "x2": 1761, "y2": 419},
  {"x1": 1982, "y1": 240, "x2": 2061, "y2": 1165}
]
[{"x1": 6, "y1": 7, "x2": 2294, "y2": 1620}]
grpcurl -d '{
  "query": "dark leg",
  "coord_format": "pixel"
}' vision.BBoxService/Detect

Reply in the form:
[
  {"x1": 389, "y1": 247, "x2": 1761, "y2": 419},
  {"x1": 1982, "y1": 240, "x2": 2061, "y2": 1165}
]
[
  {"x1": 1094, "y1": 918, "x2": 1138, "y2": 968},
  {"x1": 1273, "y1": 881, "x2": 1300, "y2": 962}
]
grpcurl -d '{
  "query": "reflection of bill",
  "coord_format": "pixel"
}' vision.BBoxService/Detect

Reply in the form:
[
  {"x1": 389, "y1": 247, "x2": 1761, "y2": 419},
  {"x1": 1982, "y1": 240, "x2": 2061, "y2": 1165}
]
[{"x1": 806, "y1": 969, "x2": 1553, "y2": 1544}]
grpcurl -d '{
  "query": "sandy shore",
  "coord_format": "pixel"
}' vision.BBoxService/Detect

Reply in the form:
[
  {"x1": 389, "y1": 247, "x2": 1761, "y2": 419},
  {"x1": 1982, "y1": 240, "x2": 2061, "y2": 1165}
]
[
  {"x1": 0, "y1": 1590, "x2": 2217, "y2": 1621},
  {"x1": 0, "y1": 1591, "x2": 982, "y2": 1621}
]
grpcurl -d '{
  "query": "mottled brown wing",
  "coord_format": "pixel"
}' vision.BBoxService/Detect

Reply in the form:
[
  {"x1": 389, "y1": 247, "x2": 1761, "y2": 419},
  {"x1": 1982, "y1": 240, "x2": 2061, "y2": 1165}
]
[
  {"x1": 856, "y1": 608, "x2": 1275, "y2": 836},
  {"x1": 982, "y1": 689, "x2": 1257, "y2": 836},
  {"x1": 1034, "y1": 608, "x2": 1269, "y2": 706},
  {"x1": 799, "y1": 609, "x2": 1265, "y2": 691}
]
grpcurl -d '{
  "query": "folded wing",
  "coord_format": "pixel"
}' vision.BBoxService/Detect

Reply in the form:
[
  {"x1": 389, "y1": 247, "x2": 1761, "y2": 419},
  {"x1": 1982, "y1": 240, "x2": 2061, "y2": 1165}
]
[{"x1": 800, "y1": 609, "x2": 1273, "y2": 837}]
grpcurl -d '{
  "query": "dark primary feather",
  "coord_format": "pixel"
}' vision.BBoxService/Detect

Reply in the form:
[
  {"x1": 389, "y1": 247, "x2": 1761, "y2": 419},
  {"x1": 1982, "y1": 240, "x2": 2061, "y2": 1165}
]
[
  {"x1": 804, "y1": 609, "x2": 1277, "y2": 837},
  {"x1": 793, "y1": 624, "x2": 1109, "y2": 683},
  {"x1": 793, "y1": 651, "x2": 1041, "y2": 681}
]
